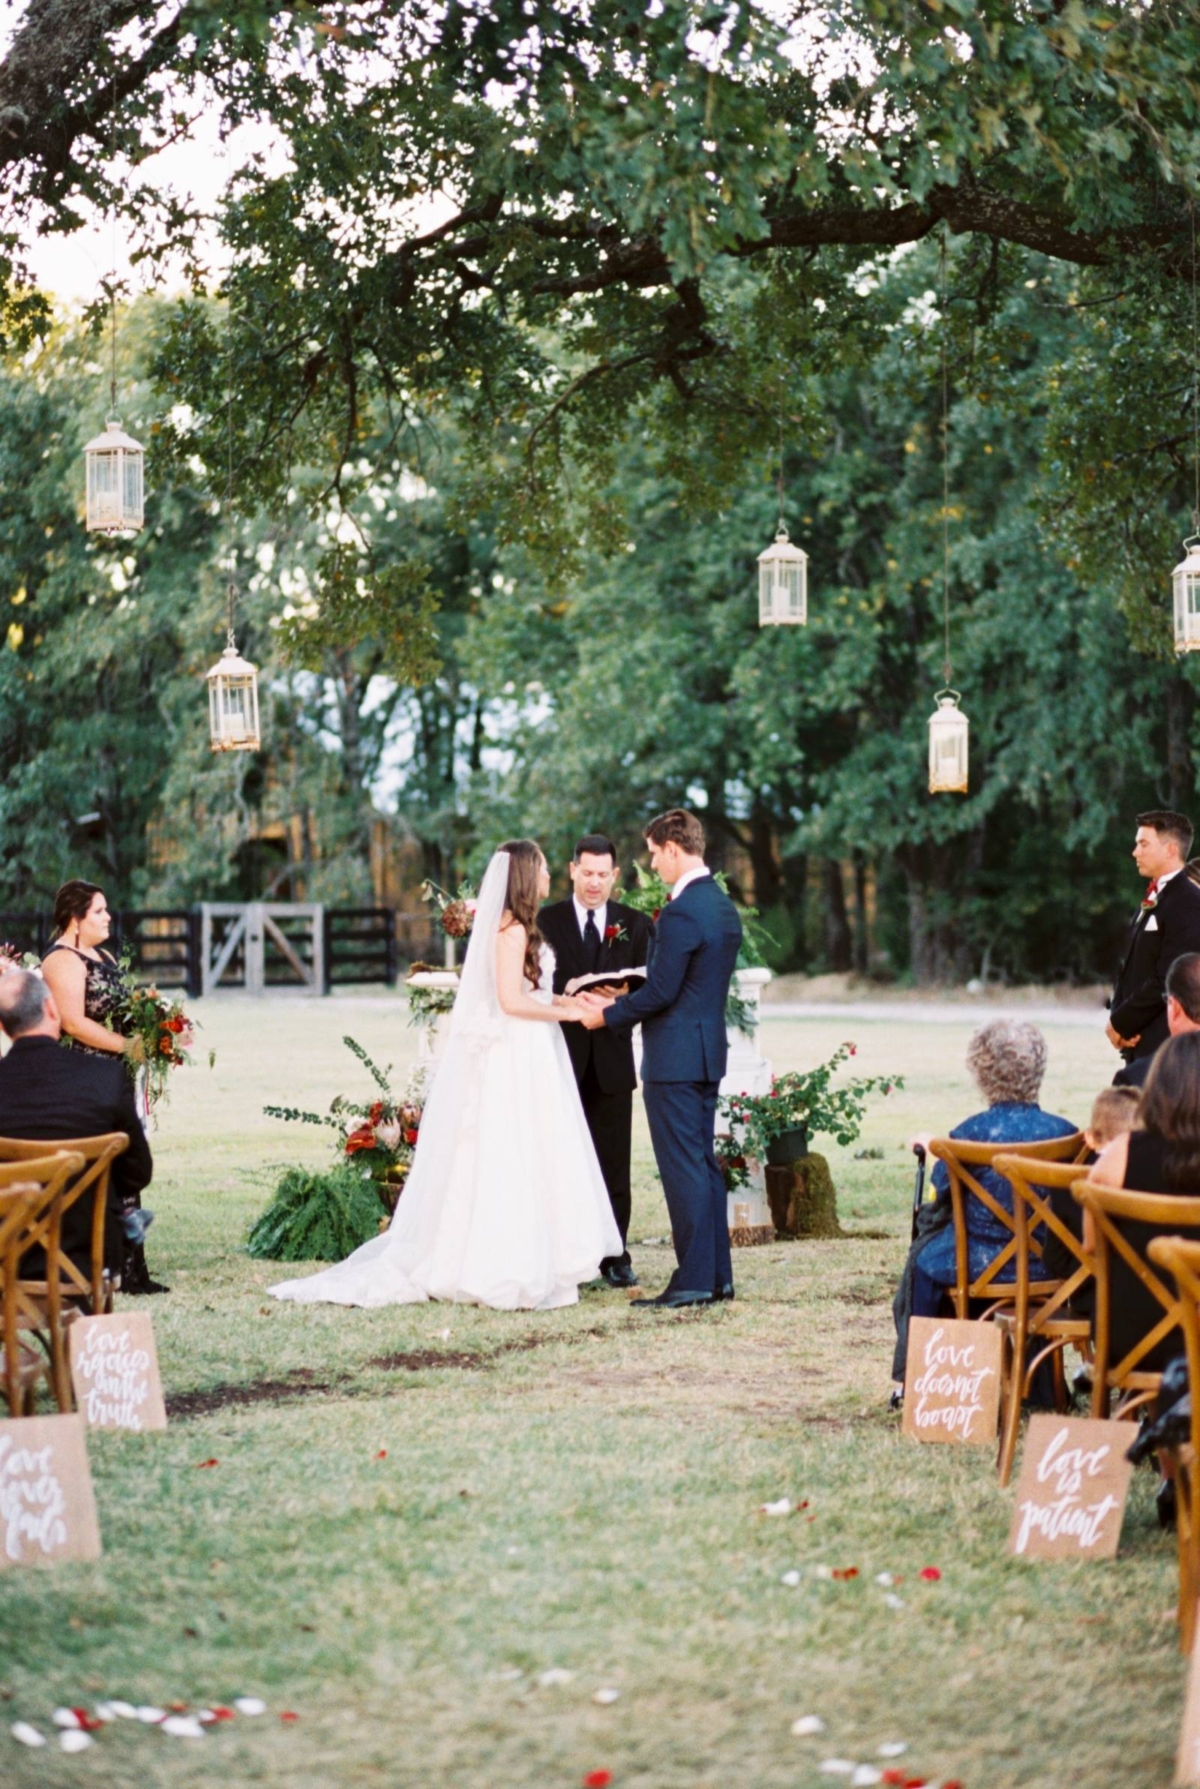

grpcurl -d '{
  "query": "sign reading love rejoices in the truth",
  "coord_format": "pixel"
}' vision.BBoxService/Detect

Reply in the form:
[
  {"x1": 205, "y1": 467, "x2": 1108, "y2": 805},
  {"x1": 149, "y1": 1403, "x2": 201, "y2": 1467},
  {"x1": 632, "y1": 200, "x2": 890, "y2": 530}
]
[
  {"x1": 68, "y1": 1312, "x2": 167, "y2": 1433},
  {"x1": 1008, "y1": 1415, "x2": 1133, "y2": 1561},
  {"x1": 902, "y1": 1318, "x2": 1002, "y2": 1446},
  {"x1": 0, "y1": 1414, "x2": 100, "y2": 1567}
]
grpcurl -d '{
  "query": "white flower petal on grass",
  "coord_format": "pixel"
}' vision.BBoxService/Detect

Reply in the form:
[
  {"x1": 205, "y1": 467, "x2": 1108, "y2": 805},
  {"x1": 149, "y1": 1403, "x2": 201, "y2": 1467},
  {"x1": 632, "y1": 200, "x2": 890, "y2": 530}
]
[
  {"x1": 52, "y1": 1709, "x2": 81, "y2": 1728},
  {"x1": 877, "y1": 1742, "x2": 908, "y2": 1757},
  {"x1": 881, "y1": 1592, "x2": 906, "y2": 1611},
  {"x1": 818, "y1": 1761, "x2": 858, "y2": 1777},
  {"x1": 813, "y1": 1564, "x2": 834, "y2": 1580},
  {"x1": 791, "y1": 1715, "x2": 826, "y2": 1737},
  {"x1": 780, "y1": 1570, "x2": 802, "y2": 1587},
  {"x1": 136, "y1": 1706, "x2": 166, "y2": 1723},
  {"x1": 234, "y1": 1698, "x2": 267, "y2": 1716},
  {"x1": 60, "y1": 1730, "x2": 93, "y2": 1753},
  {"x1": 94, "y1": 1703, "x2": 117, "y2": 1722},
  {"x1": 162, "y1": 1716, "x2": 206, "y2": 1739},
  {"x1": 875, "y1": 1571, "x2": 895, "y2": 1587},
  {"x1": 851, "y1": 1768, "x2": 882, "y2": 1786},
  {"x1": 760, "y1": 1499, "x2": 793, "y2": 1517},
  {"x1": 108, "y1": 1702, "x2": 138, "y2": 1719},
  {"x1": 536, "y1": 1668, "x2": 573, "y2": 1688},
  {"x1": 197, "y1": 1710, "x2": 216, "y2": 1723},
  {"x1": 592, "y1": 1689, "x2": 620, "y2": 1705},
  {"x1": 11, "y1": 1723, "x2": 46, "y2": 1747}
]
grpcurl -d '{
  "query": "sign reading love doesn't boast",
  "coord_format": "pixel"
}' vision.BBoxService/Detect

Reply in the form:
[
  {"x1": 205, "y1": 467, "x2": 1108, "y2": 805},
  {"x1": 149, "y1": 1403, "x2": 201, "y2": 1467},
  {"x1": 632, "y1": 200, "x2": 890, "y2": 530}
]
[
  {"x1": 69, "y1": 1312, "x2": 167, "y2": 1432},
  {"x1": 1008, "y1": 1415, "x2": 1132, "y2": 1561},
  {"x1": 902, "y1": 1318, "x2": 1002, "y2": 1446},
  {"x1": 0, "y1": 1414, "x2": 101, "y2": 1568}
]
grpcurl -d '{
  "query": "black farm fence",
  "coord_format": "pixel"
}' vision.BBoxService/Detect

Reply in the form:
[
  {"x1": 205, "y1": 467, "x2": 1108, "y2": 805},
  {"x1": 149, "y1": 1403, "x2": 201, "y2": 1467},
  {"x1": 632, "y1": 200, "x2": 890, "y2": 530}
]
[{"x1": 323, "y1": 907, "x2": 398, "y2": 991}]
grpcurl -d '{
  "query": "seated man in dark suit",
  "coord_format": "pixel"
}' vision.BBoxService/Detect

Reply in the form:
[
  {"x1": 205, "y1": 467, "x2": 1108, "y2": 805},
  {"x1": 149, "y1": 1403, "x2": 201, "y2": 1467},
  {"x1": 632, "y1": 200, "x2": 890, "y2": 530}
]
[
  {"x1": 1114, "y1": 952, "x2": 1200, "y2": 1089},
  {"x1": 0, "y1": 968, "x2": 153, "y2": 1292}
]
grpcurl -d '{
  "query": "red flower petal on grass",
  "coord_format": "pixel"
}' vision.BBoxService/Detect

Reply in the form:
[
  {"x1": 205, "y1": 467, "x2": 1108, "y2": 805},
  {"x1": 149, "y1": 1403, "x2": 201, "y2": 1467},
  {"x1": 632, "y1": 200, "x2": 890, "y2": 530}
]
[
  {"x1": 208, "y1": 1708, "x2": 234, "y2": 1722},
  {"x1": 195, "y1": 1458, "x2": 219, "y2": 1469},
  {"x1": 72, "y1": 1708, "x2": 104, "y2": 1731},
  {"x1": 830, "y1": 1567, "x2": 859, "y2": 1581},
  {"x1": 279, "y1": 1711, "x2": 300, "y2": 1723},
  {"x1": 881, "y1": 1773, "x2": 908, "y2": 1785},
  {"x1": 903, "y1": 1779, "x2": 928, "y2": 1788},
  {"x1": 583, "y1": 1773, "x2": 613, "y2": 1788},
  {"x1": 919, "y1": 1567, "x2": 941, "y2": 1582},
  {"x1": 375, "y1": 1449, "x2": 388, "y2": 1460}
]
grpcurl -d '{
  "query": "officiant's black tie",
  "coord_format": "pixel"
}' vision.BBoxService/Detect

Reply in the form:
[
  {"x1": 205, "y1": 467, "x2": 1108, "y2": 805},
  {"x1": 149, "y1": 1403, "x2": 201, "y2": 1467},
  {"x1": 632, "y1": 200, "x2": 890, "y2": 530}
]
[{"x1": 583, "y1": 910, "x2": 601, "y2": 971}]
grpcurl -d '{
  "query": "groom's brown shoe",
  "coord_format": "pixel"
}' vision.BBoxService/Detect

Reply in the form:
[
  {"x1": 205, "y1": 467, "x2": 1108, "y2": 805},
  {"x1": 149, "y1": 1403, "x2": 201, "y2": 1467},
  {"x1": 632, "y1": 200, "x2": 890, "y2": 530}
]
[{"x1": 629, "y1": 1288, "x2": 714, "y2": 1309}]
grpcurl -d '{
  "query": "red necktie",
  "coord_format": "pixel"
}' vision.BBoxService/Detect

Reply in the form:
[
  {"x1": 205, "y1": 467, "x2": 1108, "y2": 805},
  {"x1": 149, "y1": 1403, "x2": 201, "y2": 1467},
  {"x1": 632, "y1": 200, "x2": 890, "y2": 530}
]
[{"x1": 1145, "y1": 879, "x2": 1159, "y2": 902}]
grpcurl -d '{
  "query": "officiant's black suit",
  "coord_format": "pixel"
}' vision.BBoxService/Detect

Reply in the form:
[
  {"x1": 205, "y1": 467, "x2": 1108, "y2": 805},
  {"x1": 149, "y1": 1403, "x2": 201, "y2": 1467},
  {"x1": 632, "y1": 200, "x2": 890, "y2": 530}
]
[
  {"x1": 1109, "y1": 872, "x2": 1200, "y2": 1060},
  {"x1": 539, "y1": 898, "x2": 654, "y2": 1270},
  {"x1": 0, "y1": 1034, "x2": 151, "y2": 1279}
]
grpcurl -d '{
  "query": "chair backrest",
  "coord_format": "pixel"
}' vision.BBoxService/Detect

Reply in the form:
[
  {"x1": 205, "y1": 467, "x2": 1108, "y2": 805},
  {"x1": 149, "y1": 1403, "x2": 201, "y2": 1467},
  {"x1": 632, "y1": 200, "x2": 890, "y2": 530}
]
[
  {"x1": 1148, "y1": 1235, "x2": 1200, "y2": 1397},
  {"x1": 1074, "y1": 1180, "x2": 1200, "y2": 1392},
  {"x1": 0, "y1": 1134, "x2": 128, "y2": 1307},
  {"x1": 0, "y1": 1151, "x2": 85, "y2": 1331},
  {"x1": 0, "y1": 1183, "x2": 54, "y2": 1412},
  {"x1": 992, "y1": 1154, "x2": 1095, "y2": 1330},
  {"x1": 930, "y1": 1132, "x2": 1086, "y2": 1314}
]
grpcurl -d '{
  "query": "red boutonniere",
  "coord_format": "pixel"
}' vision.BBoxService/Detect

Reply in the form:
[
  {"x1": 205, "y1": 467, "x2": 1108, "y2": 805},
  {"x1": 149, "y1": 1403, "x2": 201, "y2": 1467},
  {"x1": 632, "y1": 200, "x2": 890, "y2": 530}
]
[
  {"x1": 604, "y1": 924, "x2": 627, "y2": 944},
  {"x1": 1140, "y1": 895, "x2": 1159, "y2": 912}
]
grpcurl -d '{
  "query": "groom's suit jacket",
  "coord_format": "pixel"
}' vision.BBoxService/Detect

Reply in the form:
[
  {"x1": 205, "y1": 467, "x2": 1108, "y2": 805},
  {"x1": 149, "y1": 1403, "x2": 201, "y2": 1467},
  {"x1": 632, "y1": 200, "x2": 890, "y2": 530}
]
[
  {"x1": 1109, "y1": 871, "x2": 1200, "y2": 1060},
  {"x1": 603, "y1": 874, "x2": 742, "y2": 1084},
  {"x1": 539, "y1": 898, "x2": 654, "y2": 1094}
]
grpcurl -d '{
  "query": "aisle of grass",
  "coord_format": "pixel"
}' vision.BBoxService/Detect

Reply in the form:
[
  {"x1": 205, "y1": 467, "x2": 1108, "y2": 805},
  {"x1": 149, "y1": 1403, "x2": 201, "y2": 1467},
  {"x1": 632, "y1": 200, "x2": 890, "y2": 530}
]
[{"x1": 0, "y1": 995, "x2": 1180, "y2": 1788}]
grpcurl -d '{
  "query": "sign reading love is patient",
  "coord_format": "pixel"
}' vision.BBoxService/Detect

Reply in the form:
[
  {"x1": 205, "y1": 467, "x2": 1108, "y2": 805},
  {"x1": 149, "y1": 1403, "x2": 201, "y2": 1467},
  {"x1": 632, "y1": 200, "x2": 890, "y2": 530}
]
[
  {"x1": 69, "y1": 1313, "x2": 167, "y2": 1432},
  {"x1": 0, "y1": 1414, "x2": 100, "y2": 1567},
  {"x1": 1008, "y1": 1415, "x2": 1133, "y2": 1561},
  {"x1": 902, "y1": 1318, "x2": 1002, "y2": 1446}
]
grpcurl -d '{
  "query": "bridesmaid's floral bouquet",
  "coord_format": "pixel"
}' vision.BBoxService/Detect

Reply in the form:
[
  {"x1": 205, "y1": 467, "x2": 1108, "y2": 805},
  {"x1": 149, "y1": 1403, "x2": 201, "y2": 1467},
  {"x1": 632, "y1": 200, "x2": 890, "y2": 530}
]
[
  {"x1": 118, "y1": 975, "x2": 200, "y2": 1110},
  {"x1": 0, "y1": 944, "x2": 41, "y2": 974}
]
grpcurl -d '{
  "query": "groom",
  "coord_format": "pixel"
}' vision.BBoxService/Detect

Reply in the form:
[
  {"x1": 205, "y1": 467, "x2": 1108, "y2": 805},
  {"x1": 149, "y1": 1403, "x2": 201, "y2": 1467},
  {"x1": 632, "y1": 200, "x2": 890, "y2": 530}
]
[{"x1": 580, "y1": 809, "x2": 743, "y2": 1309}]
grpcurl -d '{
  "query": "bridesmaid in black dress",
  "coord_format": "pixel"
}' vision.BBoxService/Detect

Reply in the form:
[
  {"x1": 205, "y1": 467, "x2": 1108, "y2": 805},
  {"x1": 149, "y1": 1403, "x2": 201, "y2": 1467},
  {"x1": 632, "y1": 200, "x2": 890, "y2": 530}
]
[{"x1": 41, "y1": 880, "x2": 167, "y2": 1294}]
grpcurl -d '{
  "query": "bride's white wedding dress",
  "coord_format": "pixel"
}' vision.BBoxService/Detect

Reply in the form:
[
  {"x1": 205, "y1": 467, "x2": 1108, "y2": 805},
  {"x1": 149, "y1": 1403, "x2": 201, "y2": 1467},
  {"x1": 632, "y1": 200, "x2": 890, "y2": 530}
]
[{"x1": 269, "y1": 855, "x2": 621, "y2": 1312}]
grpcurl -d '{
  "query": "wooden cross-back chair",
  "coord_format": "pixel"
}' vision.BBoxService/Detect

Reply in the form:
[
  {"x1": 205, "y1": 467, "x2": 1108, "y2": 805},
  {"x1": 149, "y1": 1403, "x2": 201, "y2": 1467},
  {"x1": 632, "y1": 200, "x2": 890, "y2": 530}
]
[
  {"x1": 1146, "y1": 1236, "x2": 1200, "y2": 1654},
  {"x1": 928, "y1": 1132, "x2": 1087, "y2": 1321},
  {"x1": 1072, "y1": 1181, "x2": 1200, "y2": 1419},
  {"x1": 0, "y1": 1185, "x2": 55, "y2": 1416},
  {"x1": 0, "y1": 1152, "x2": 83, "y2": 1413},
  {"x1": 991, "y1": 1154, "x2": 1096, "y2": 1487},
  {"x1": 0, "y1": 1133, "x2": 128, "y2": 1315}
]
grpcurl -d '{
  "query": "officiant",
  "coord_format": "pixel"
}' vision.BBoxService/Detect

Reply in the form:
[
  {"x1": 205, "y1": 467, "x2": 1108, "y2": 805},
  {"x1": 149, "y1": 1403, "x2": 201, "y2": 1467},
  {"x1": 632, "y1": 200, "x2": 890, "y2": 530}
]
[{"x1": 540, "y1": 834, "x2": 654, "y2": 1288}]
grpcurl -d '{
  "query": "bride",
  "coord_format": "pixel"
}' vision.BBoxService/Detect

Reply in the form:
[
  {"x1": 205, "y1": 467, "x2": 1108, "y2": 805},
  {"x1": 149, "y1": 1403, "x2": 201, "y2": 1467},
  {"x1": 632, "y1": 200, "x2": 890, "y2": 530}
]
[{"x1": 269, "y1": 841, "x2": 623, "y2": 1310}]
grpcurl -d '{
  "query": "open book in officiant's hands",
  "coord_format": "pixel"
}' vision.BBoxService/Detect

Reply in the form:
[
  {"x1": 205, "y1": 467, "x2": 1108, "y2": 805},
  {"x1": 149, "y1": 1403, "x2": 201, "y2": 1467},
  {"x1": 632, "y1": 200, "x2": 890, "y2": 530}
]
[{"x1": 564, "y1": 966, "x2": 649, "y2": 997}]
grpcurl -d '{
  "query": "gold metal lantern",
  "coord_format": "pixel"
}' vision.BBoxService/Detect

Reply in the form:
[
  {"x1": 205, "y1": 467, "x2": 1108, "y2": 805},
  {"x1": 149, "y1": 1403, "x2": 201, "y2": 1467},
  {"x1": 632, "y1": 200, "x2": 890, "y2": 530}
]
[
  {"x1": 1173, "y1": 538, "x2": 1200, "y2": 652},
  {"x1": 928, "y1": 689, "x2": 969, "y2": 794},
  {"x1": 757, "y1": 527, "x2": 808, "y2": 626},
  {"x1": 206, "y1": 640, "x2": 260, "y2": 753},
  {"x1": 83, "y1": 417, "x2": 144, "y2": 534}
]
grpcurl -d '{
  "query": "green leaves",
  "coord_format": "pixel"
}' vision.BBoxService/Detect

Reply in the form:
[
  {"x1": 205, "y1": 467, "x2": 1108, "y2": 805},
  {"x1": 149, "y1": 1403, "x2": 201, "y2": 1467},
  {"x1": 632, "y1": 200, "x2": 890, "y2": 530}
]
[{"x1": 275, "y1": 545, "x2": 442, "y2": 688}]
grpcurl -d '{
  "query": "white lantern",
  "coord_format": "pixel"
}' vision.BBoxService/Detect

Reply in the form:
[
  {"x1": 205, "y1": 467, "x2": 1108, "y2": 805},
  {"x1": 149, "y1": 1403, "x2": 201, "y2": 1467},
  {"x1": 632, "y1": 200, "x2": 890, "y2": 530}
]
[
  {"x1": 757, "y1": 526, "x2": 808, "y2": 626},
  {"x1": 83, "y1": 417, "x2": 144, "y2": 534},
  {"x1": 928, "y1": 689, "x2": 969, "y2": 795},
  {"x1": 206, "y1": 641, "x2": 261, "y2": 753},
  {"x1": 1173, "y1": 537, "x2": 1200, "y2": 652}
]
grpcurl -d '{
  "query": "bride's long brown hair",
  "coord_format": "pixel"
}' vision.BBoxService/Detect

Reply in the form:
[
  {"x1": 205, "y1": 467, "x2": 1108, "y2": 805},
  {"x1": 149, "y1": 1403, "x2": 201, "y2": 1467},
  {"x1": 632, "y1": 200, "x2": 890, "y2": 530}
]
[{"x1": 499, "y1": 839, "x2": 545, "y2": 989}]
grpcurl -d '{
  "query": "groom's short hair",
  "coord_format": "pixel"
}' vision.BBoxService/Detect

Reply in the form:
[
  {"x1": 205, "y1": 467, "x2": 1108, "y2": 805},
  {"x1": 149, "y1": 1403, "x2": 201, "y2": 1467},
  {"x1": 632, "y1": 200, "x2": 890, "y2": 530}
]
[
  {"x1": 646, "y1": 809, "x2": 706, "y2": 855},
  {"x1": 573, "y1": 833, "x2": 617, "y2": 864}
]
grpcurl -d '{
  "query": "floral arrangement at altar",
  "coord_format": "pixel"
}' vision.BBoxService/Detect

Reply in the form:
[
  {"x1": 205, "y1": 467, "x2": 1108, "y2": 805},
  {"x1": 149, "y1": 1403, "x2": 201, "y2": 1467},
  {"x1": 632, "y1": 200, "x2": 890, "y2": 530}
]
[
  {"x1": 420, "y1": 878, "x2": 477, "y2": 941},
  {"x1": 719, "y1": 1043, "x2": 902, "y2": 1165},
  {"x1": 404, "y1": 961, "x2": 459, "y2": 1028},
  {"x1": 247, "y1": 1037, "x2": 425, "y2": 1263}
]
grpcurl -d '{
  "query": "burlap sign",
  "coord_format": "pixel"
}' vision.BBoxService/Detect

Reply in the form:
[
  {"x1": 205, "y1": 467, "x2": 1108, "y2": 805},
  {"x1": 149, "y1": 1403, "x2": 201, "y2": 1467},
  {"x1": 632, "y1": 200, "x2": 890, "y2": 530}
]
[
  {"x1": 1176, "y1": 1609, "x2": 1200, "y2": 1784},
  {"x1": 902, "y1": 1317, "x2": 1002, "y2": 1445},
  {"x1": 1008, "y1": 1415, "x2": 1133, "y2": 1561},
  {"x1": 69, "y1": 1312, "x2": 167, "y2": 1432},
  {"x1": 0, "y1": 1413, "x2": 100, "y2": 1567}
]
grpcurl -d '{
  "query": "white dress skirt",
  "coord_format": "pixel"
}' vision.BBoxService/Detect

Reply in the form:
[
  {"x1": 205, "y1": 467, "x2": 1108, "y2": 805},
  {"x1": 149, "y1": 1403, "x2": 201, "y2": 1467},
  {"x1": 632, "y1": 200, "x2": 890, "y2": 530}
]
[{"x1": 269, "y1": 945, "x2": 621, "y2": 1311}]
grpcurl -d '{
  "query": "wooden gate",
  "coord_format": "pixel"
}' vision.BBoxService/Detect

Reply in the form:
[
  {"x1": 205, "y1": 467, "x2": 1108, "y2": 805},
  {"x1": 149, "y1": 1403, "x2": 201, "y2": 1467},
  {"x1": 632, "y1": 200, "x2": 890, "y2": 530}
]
[{"x1": 199, "y1": 903, "x2": 324, "y2": 996}]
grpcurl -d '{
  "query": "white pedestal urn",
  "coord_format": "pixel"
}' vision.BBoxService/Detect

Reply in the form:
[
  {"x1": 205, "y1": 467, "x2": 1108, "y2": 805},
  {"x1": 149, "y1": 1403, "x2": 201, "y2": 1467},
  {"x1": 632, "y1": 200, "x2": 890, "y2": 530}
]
[{"x1": 718, "y1": 966, "x2": 775, "y2": 1245}]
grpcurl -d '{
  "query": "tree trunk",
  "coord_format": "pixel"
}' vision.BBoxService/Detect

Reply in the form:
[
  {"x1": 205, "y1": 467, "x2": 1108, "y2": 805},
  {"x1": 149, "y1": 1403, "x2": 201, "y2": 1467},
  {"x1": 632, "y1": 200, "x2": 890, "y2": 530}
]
[
  {"x1": 1166, "y1": 672, "x2": 1195, "y2": 812},
  {"x1": 822, "y1": 859, "x2": 853, "y2": 972},
  {"x1": 852, "y1": 854, "x2": 870, "y2": 977}
]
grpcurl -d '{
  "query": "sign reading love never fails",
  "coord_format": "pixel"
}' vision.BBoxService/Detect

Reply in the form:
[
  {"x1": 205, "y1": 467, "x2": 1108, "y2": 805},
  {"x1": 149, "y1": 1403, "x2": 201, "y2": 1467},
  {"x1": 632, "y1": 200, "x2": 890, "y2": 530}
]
[
  {"x1": 0, "y1": 1413, "x2": 101, "y2": 1568},
  {"x1": 902, "y1": 1318, "x2": 1002, "y2": 1446}
]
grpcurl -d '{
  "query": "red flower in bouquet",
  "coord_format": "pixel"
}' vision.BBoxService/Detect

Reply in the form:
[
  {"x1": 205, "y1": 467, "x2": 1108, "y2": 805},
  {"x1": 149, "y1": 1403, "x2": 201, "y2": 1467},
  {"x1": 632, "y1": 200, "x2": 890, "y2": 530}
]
[
  {"x1": 405, "y1": 1128, "x2": 419, "y2": 1145},
  {"x1": 345, "y1": 1124, "x2": 377, "y2": 1155},
  {"x1": 369, "y1": 1101, "x2": 385, "y2": 1124}
]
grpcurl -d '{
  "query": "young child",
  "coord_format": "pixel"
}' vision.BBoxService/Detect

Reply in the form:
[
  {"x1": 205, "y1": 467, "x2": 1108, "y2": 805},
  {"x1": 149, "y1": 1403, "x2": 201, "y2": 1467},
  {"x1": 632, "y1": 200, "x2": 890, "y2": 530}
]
[{"x1": 1084, "y1": 1084, "x2": 1140, "y2": 1161}]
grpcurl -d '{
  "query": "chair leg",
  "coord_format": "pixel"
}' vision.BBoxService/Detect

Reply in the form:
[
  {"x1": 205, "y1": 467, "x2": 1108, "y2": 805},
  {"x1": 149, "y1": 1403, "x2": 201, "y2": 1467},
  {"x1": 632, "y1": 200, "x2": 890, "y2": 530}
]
[{"x1": 998, "y1": 1334, "x2": 1023, "y2": 1488}]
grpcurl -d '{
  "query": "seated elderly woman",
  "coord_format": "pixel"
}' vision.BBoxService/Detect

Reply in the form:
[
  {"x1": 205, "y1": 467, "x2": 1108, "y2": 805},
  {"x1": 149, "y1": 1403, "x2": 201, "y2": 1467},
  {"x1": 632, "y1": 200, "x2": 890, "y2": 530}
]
[{"x1": 890, "y1": 1018, "x2": 1076, "y2": 1398}]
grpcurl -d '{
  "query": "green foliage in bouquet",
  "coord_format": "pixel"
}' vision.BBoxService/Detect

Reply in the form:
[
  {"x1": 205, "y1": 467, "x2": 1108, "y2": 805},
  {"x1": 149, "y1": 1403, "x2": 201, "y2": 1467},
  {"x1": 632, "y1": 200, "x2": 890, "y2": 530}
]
[{"x1": 245, "y1": 1163, "x2": 385, "y2": 1264}]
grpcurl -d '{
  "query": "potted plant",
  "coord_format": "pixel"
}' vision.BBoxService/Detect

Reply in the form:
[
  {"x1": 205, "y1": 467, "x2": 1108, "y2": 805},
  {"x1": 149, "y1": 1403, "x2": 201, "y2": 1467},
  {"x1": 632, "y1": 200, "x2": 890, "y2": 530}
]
[{"x1": 719, "y1": 1043, "x2": 902, "y2": 1166}]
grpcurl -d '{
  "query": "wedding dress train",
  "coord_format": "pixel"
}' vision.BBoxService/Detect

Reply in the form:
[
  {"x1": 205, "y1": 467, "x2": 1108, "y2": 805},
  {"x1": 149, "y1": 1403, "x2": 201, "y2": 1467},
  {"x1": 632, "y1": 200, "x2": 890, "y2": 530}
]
[{"x1": 269, "y1": 857, "x2": 621, "y2": 1311}]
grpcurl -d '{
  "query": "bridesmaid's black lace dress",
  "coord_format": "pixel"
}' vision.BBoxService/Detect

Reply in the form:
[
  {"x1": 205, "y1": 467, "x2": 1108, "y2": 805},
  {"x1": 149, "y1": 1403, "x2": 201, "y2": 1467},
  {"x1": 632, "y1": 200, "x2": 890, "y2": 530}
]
[{"x1": 42, "y1": 943, "x2": 166, "y2": 1294}]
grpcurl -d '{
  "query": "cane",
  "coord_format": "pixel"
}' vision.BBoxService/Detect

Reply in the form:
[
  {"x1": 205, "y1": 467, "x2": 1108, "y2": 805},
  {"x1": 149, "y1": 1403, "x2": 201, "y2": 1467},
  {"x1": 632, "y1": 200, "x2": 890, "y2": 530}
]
[{"x1": 910, "y1": 1143, "x2": 927, "y2": 1242}]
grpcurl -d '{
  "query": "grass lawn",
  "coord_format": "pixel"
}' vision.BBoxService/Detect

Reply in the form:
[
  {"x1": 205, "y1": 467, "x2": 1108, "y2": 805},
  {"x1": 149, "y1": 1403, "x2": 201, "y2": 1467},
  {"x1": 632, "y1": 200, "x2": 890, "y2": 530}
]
[{"x1": 0, "y1": 996, "x2": 1182, "y2": 1788}]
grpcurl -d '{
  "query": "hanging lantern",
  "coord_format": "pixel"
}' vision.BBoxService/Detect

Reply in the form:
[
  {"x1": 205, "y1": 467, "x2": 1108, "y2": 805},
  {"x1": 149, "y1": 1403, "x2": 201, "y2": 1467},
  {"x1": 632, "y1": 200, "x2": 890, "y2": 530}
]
[
  {"x1": 757, "y1": 527, "x2": 808, "y2": 626},
  {"x1": 1173, "y1": 537, "x2": 1200, "y2": 652},
  {"x1": 928, "y1": 689, "x2": 969, "y2": 794},
  {"x1": 83, "y1": 417, "x2": 144, "y2": 534},
  {"x1": 206, "y1": 640, "x2": 260, "y2": 753}
]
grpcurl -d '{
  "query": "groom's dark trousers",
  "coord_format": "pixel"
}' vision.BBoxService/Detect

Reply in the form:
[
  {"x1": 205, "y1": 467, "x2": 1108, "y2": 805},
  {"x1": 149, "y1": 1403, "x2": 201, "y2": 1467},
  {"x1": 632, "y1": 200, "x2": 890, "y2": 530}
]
[{"x1": 603, "y1": 874, "x2": 742, "y2": 1296}]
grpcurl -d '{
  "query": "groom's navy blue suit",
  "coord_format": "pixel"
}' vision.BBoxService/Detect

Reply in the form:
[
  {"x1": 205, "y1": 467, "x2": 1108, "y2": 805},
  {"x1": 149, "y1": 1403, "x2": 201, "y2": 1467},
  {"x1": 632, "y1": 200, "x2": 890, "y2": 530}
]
[{"x1": 603, "y1": 873, "x2": 743, "y2": 1296}]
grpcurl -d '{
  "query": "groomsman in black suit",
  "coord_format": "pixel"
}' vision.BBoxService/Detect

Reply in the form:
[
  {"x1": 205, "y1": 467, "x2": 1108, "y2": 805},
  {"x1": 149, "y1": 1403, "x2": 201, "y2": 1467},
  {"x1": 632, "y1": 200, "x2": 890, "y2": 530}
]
[
  {"x1": 539, "y1": 834, "x2": 654, "y2": 1288},
  {"x1": 1108, "y1": 809, "x2": 1200, "y2": 1064}
]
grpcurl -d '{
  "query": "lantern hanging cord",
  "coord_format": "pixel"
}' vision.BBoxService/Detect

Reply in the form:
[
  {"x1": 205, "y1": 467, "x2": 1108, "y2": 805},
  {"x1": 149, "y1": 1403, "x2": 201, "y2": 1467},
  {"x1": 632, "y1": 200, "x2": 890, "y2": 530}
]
[
  {"x1": 940, "y1": 228, "x2": 951, "y2": 687},
  {"x1": 1192, "y1": 201, "x2": 1199, "y2": 536},
  {"x1": 777, "y1": 368, "x2": 785, "y2": 532},
  {"x1": 225, "y1": 308, "x2": 236, "y2": 649},
  {"x1": 108, "y1": 69, "x2": 118, "y2": 417}
]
